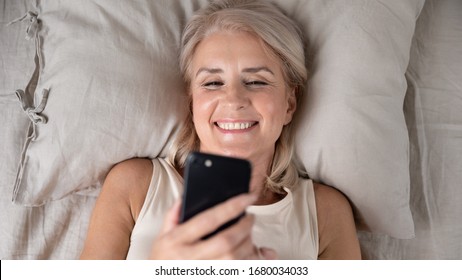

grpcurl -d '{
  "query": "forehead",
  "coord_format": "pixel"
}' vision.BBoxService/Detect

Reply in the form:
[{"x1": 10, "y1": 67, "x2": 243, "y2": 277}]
[{"x1": 191, "y1": 30, "x2": 282, "y2": 72}]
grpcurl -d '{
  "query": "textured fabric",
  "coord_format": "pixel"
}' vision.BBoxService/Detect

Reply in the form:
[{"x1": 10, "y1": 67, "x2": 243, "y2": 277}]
[
  {"x1": 11, "y1": 0, "x2": 201, "y2": 206},
  {"x1": 126, "y1": 158, "x2": 319, "y2": 260},
  {"x1": 359, "y1": 0, "x2": 462, "y2": 259},
  {"x1": 287, "y1": 0, "x2": 425, "y2": 238},
  {"x1": 247, "y1": 184, "x2": 318, "y2": 259}
]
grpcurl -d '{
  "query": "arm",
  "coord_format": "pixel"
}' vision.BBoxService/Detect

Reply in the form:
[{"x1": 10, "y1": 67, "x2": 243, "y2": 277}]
[
  {"x1": 80, "y1": 158, "x2": 153, "y2": 259},
  {"x1": 314, "y1": 183, "x2": 361, "y2": 260}
]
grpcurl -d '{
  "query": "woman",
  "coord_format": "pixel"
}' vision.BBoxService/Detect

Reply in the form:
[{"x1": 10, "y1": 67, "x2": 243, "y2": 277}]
[{"x1": 80, "y1": 0, "x2": 361, "y2": 260}]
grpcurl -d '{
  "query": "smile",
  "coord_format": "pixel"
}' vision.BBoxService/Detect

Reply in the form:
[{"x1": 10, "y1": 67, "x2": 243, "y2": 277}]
[{"x1": 215, "y1": 121, "x2": 257, "y2": 131}]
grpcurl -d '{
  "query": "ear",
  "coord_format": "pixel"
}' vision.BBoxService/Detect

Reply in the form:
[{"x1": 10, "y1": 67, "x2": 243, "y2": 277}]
[{"x1": 284, "y1": 88, "x2": 297, "y2": 125}]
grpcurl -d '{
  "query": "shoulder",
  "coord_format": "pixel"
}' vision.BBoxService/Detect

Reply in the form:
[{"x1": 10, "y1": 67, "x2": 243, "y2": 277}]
[
  {"x1": 103, "y1": 158, "x2": 154, "y2": 220},
  {"x1": 106, "y1": 157, "x2": 153, "y2": 186},
  {"x1": 313, "y1": 182, "x2": 352, "y2": 218},
  {"x1": 313, "y1": 182, "x2": 361, "y2": 259}
]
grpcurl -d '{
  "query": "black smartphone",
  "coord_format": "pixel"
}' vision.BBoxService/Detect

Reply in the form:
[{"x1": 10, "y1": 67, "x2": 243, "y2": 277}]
[{"x1": 179, "y1": 152, "x2": 251, "y2": 239}]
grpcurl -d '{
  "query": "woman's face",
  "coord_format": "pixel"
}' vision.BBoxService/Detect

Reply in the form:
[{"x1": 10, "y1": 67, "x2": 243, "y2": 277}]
[{"x1": 189, "y1": 30, "x2": 296, "y2": 162}]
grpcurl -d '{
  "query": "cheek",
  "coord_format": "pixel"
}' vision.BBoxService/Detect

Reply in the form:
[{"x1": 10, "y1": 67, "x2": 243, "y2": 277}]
[
  {"x1": 192, "y1": 94, "x2": 216, "y2": 123},
  {"x1": 260, "y1": 96, "x2": 289, "y2": 123}
]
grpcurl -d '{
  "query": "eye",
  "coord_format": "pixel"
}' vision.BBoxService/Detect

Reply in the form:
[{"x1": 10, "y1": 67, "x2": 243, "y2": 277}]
[
  {"x1": 202, "y1": 81, "x2": 224, "y2": 89},
  {"x1": 245, "y1": 80, "x2": 268, "y2": 87}
]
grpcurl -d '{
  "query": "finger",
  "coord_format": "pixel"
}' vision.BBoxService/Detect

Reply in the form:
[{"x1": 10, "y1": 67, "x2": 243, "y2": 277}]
[
  {"x1": 258, "y1": 247, "x2": 278, "y2": 260},
  {"x1": 193, "y1": 214, "x2": 255, "y2": 259},
  {"x1": 159, "y1": 199, "x2": 182, "y2": 235},
  {"x1": 176, "y1": 193, "x2": 257, "y2": 243},
  {"x1": 217, "y1": 235, "x2": 255, "y2": 260}
]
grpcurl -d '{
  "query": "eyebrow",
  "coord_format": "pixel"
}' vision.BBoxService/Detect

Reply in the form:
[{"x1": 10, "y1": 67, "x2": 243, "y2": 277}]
[
  {"x1": 242, "y1": 66, "x2": 274, "y2": 75},
  {"x1": 195, "y1": 67, "x2": 223, "y2": 77},
  {"x1": 195, "y1": 66, "x2": 274, "y2": 77}
]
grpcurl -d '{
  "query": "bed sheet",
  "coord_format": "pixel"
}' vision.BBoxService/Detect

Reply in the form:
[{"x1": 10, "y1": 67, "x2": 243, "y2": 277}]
[
  {"x1": 0, "y1": 0, "x2": 96, "y2": 259},
  {"x1": 359, "y1": 0, "x2": 462, "y2": 259}
]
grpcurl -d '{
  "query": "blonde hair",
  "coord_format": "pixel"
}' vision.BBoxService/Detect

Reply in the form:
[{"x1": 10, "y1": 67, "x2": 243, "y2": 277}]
[{"x1": 169, "y1": 0, "x2": 308, "y2": 193}]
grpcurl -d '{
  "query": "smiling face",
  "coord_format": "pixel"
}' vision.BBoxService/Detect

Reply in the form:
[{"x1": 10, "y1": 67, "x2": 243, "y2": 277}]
[{"x1": 189, "y1": 30, "x2": 296, "y2": 164}]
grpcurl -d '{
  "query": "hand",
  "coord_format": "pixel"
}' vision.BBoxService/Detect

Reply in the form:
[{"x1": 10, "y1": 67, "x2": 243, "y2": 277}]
[{"x1": 149, "y1": 193, "x2": 277, "y2": 259}]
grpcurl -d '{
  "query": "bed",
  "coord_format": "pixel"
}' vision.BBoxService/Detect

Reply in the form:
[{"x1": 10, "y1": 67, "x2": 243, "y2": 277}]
[{"x1": 1, "y1": 0, "x2": 461, "y2": 259}]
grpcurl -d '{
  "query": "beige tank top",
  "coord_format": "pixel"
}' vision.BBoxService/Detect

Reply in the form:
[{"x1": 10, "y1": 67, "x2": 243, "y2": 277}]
[{"x1": 126, "y1": 158, "x2": 319, "y2": 259}]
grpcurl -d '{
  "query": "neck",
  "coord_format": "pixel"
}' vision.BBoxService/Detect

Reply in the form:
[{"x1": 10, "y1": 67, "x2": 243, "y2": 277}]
[{"x1": 248, "y1": 153, "x2": 286, "y2": 205}]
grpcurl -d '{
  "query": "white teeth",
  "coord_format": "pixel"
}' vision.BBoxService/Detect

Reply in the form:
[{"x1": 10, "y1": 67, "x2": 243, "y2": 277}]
[{"x1": 216, "y1": 122, "x2": 255, "y2": 130}]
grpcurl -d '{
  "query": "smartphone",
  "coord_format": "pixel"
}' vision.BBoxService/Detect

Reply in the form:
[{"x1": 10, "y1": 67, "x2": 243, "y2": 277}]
[{"x1": 179, "y1": 152, "x2": 251, "y2": 239}]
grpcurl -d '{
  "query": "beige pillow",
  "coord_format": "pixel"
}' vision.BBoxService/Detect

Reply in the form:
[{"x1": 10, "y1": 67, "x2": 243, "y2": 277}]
[
  {"x1": 12, "y1": 0, "x2": 198, "y2": 204},
  {"x1": 286, "y1": 0, "x2": 424, "y2": 238},
  {"x1": 12, "y1": 0, "x2": 423, "y2": 238}
]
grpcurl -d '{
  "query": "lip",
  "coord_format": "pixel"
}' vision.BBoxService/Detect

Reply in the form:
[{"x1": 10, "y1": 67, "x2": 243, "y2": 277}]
[{"x1": 214, "y1": 120, "x2": 258, "y2": 133}]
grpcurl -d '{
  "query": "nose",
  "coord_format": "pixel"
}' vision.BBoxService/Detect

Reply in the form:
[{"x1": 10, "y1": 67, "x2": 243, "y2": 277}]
[{"x1": 223, "y1": 84, "x2": 250, "y2": 110}]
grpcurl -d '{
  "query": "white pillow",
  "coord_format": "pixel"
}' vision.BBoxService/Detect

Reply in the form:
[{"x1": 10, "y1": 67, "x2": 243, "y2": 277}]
[
  {"x1": 12, "y1": 0, "x2": 423, "y2": 238},
  {"x1": 11, "y1": 0, "x2": 202, "y2": 204},
  {"x1": 1, "y1": 2, "x2": 36, "y2": 194},
  {"x1": 285, "y1": 0, "x2": 424, "y2": 238}
]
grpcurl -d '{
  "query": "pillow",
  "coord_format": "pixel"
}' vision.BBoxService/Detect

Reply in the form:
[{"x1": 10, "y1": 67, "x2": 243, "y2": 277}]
[
  {"x1": 1, "y1": 1, "x2": 36, "y2": 205},
  {"x1": 11, "y1": 0, "x2": 203, "y2": 205},
  {"x1": 284, "y1": 0, "x2": 424, "y2": 238},
  {"x1": 12, "y1": 0, "x2": 423, "y2": 238}
]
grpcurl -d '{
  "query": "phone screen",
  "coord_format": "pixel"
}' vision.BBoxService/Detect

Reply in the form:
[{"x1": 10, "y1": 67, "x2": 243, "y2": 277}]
[{"x1": 179, "y1": 152, "x2": 251, "y2": 239}]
